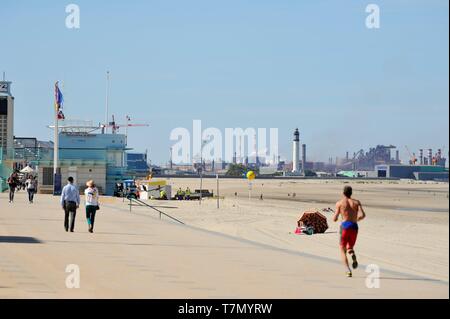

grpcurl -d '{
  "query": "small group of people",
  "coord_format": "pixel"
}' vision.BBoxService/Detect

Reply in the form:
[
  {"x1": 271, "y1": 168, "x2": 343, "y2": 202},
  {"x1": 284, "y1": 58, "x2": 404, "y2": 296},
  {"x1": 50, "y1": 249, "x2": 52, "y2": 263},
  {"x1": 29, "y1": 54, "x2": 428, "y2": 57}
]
[
  {"x1": 6, "y1": 171, "x2": 37, "y2": 204},
  {"x1": 175, "y1": 187, "x2": 191, "y2": 200},
  {"x1": 60, "y1": 177, "x2": 100, "y2": 233}
]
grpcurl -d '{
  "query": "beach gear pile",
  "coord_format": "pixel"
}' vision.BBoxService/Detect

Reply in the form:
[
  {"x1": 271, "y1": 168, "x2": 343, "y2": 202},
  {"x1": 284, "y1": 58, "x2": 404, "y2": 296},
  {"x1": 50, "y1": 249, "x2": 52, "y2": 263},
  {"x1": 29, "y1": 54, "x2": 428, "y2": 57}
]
[
  {"x1": 294, "y1": 225, "x2": 315, "y2": 235},
  {"x1": 296, "y1": 210, "x2": 329, "y2": 234}
]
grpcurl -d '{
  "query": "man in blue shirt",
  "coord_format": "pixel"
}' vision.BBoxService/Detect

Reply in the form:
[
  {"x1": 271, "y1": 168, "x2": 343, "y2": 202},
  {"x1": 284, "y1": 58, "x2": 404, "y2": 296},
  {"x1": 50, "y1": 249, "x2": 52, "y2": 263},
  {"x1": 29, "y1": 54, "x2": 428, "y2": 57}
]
[{"x1": 60, "y1": 176, "x2": 80, "y2": 232}]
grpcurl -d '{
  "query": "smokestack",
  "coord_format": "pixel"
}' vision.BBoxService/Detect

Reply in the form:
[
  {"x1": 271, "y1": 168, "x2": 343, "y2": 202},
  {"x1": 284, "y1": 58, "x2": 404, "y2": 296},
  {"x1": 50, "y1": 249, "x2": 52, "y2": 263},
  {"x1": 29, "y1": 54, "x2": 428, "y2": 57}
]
[
  {"x1": 396, "y1": 150, "x2": 399, "y2": 163},
  {"x1": 346, "y1": 151, "x2": 349, "y2": 161},
  {"x1": 292, "y1": 128, "x2": 300, "y2": 173},
  {"x1": 428, "y1": 149, "x2": 433, "y2": 166},
  {"x1": 419, "y1": 149, "x2": 424, "y2": 165},
  {"x1": 302, "y1": 144, "x2": 306, "y2": 175}
]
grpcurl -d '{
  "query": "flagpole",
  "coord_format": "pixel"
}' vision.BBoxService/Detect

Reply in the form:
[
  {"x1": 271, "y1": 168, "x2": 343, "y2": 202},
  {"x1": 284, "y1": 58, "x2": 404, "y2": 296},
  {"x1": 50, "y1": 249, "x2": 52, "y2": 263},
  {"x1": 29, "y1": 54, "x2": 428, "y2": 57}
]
[
  {"x1": 105, "y1": 71, "x2": 110, "y2": 133},
  {"x1": 53, "y1": 90, "x2": 59, "y2": 195},
  {"x1": 53, "y1": 82, "x2": 62, "y2": 195},
  {"x1": 53, "y1": 104, "x2": 58, "y2": 176}
]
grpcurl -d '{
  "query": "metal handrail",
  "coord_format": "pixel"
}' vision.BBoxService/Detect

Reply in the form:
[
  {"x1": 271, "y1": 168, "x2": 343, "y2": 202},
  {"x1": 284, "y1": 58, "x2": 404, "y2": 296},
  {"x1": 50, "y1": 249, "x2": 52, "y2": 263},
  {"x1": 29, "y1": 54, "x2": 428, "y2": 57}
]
[{"x1": 128, "y1": 197, "x2": 185, "y2": 225}]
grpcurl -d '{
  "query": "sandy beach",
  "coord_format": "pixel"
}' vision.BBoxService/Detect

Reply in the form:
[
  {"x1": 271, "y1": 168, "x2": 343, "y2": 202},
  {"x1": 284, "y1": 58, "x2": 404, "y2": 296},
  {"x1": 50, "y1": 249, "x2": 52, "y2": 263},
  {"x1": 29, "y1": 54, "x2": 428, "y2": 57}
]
[
  {"x1": 164, "y1": 178, "x2": 449, "y2": 282},
  {"x1": 0, "y1": 178, "x2": 448, "y2": 298}
]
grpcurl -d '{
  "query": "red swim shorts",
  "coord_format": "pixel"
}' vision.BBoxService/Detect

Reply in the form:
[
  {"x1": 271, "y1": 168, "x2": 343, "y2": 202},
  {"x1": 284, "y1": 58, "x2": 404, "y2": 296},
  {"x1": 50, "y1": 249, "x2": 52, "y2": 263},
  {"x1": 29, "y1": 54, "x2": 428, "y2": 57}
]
[{"x1": 340, "y1": 228, "x2": 358, "y2": 250}]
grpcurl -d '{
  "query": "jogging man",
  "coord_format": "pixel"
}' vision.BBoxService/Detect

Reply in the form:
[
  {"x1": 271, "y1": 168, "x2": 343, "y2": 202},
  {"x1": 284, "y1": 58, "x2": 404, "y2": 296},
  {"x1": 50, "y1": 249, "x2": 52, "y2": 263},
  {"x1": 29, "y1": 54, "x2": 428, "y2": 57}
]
[{"x1": 332, "y1": 185, "x2": 366, "y2": 277}]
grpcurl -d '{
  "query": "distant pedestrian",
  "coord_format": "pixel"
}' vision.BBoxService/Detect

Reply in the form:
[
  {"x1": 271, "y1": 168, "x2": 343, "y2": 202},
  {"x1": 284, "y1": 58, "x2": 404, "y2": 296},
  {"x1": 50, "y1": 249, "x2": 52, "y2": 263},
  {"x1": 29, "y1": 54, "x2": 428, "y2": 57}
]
[
  {"x1": 185, "y1": 187, "x2": 191, "y2": 200},
  {"x1": 85, "y1": 180, "x2": 100, "y2": 233},
  {"x1": 25, "y1": 176, "x2": 37, "y2": 203},
  {"x1": 7, "y1": 171, "x2": 18, "y2": 203},
  {"x1": 61, "y1": 177, "x2": 80, "y2": 232}
]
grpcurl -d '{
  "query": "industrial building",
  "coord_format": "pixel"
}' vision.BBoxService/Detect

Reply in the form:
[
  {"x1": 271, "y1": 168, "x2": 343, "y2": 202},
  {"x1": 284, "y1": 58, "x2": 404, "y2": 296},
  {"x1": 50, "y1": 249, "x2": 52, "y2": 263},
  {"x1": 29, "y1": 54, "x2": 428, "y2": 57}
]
[
  {"x1": 341, "y1": 145, "x2": 401, "y2": 171},
  {"x1": 375, "y1": 164, "x2": 448, "y2": 181},
  {"x1": 127, "y1": 152, "x2": 150, "y2": 176}
]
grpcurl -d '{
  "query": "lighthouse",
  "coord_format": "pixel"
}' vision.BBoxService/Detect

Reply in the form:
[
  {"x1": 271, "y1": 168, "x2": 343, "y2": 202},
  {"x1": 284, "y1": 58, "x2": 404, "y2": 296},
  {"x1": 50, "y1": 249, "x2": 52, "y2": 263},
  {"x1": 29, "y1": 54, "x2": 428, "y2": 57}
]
[{"x1": 292, "y1": 128, "x2": 300, "y2": 173}]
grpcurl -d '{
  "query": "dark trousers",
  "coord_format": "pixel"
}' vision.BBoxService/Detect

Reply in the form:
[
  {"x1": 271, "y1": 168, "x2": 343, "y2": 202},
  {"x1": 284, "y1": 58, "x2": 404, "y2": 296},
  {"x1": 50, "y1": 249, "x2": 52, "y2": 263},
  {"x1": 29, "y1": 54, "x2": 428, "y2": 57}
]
[
  {"x1": 9, "y1": 186, "x2": 15, "y2": 202},
  {"x1": 27, "y1": 189, "x2": 35, "y2": 202},
  {"x1": 64, "y1": 201, "x2": 77, "y2": 231},
  {"x1": 86, "y1": 205, "x2": 97, "y2": 230}
]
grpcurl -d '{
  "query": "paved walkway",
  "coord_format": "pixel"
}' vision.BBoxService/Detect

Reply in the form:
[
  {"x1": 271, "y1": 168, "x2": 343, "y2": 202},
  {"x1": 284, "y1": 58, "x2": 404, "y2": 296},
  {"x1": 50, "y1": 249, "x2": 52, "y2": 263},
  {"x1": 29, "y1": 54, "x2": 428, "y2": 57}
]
[{"x1": 0, "y1": 193, "x2": 448, "y2": 298}]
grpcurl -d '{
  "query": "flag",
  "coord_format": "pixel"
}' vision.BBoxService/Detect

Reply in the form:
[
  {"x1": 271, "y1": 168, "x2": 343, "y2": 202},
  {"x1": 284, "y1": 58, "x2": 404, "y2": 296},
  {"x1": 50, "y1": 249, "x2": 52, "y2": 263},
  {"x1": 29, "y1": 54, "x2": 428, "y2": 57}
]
[{"x1": 54, "y1": 81, "x2": 65, "y2": 120}]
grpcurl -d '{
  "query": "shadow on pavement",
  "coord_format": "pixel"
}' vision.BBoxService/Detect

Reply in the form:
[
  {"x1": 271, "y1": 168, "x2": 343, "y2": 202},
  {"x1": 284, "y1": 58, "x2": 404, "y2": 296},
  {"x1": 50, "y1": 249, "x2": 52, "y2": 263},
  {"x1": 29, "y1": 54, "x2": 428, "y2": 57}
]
[{"x1": 0, "y1": 236, "x2": 43, "y2": 244}]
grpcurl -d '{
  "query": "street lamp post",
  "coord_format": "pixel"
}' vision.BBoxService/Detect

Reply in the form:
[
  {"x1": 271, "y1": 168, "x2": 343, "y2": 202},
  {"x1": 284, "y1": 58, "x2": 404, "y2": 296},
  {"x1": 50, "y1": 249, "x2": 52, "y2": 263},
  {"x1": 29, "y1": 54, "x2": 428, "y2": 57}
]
[{"x1": 199, "y1": 138, "x2": 208, "y2": 205}]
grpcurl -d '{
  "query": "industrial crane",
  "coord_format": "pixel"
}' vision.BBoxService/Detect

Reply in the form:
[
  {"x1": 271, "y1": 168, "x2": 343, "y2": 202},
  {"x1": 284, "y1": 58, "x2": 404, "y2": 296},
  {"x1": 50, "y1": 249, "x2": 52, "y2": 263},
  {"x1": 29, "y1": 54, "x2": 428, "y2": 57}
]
[
  {"x1": 404, "y1": 146, "x2": 417, "y2": 165},
  {"x1": 101, "y1": 115, "x2": 149, "y2": 134}
]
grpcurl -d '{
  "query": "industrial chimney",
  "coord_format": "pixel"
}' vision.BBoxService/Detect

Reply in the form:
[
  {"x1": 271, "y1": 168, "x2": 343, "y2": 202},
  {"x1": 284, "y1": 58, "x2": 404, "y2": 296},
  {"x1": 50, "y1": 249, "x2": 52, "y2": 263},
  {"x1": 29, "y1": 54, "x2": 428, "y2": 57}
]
[
  {"x1": 419, "y1": 149, "x2": 424, "y2": 165},
  {"x1": 302, "y1": 144, "x2": 306, "y2": 176},
  {"x1": 428, "y1": 149, "x2": 433, "y2": 166},
  {"x1": 292, "y1": 128, "x2": 300, "y2": 173}
]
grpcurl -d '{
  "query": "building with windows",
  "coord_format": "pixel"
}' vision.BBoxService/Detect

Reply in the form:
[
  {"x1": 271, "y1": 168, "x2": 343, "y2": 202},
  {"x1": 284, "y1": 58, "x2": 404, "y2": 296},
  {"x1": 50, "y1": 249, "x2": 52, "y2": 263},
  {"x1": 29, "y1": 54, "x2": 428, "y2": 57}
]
[
  {"x1": 0, "y1": 80, "x2": 14, "y2": 156},
  {"x1": 37, "y1": 130, "x2": 130, "y2": 195},
  {"x1": 375, "y1": 164, "x2": 448, "y2": 181},
  {"x1": 127, "y1": 152, "x2": 149, "y2": 176}
]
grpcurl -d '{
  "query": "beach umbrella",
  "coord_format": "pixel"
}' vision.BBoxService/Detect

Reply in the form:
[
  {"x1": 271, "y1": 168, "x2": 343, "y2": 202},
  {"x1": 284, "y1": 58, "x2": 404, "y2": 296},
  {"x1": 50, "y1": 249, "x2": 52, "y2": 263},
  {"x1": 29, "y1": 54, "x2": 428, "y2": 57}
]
[
  {"x1": 20, "y1": 166, "x2": 35, "y2": 174},
  {"x1": 298, "y1": 210, "x2": 328, "y2": 234}
]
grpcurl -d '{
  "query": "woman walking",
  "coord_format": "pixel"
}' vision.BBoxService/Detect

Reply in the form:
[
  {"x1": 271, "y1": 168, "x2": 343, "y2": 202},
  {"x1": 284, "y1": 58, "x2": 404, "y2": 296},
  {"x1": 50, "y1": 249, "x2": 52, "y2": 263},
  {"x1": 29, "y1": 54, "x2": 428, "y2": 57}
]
[
  {"x1": 85, "y1": 180, "x2": 100, "y2": 233},
  {"x1": 25, "y1": 175, "x2": 37, "y2": 203}
]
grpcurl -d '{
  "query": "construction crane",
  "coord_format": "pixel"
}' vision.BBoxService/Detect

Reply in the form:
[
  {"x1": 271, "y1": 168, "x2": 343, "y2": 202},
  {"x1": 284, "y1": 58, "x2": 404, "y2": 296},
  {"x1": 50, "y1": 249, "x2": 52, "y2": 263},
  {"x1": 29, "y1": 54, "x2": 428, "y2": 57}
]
[
  {"x1": 404, "y1": 146, "x2": 417, "y2": 165},
  {"x1": 101, "y1": 115, "x2": 149, "y2": 134}
]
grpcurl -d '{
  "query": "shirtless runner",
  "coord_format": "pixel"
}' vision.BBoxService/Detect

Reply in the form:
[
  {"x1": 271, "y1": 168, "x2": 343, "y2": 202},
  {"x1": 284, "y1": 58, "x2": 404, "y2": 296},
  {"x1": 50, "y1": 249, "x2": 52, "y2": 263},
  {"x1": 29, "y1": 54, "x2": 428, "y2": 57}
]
[{"x1": 332, "y1": 186, "x2": 366, "y2": 277}]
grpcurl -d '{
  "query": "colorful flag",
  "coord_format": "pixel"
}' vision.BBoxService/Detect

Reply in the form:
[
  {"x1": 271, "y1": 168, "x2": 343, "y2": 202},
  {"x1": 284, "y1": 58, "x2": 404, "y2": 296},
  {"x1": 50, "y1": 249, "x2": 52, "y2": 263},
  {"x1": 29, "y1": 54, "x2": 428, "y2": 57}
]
[{"x1": 54, "y1": 81, "x2": 65, "y2": 120}]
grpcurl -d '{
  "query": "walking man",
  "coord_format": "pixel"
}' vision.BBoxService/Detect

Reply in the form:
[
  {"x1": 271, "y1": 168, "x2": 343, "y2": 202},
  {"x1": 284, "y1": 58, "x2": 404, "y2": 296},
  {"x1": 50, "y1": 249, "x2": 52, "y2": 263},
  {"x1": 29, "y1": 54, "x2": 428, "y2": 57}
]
[
  {"x1": 61, "y1": 177, "x2": 80, "y2": 232},
  {"x1": 7, "y1": 171, "x2": 18, "y2": 203},
  {"x1": 332, "y1": 186, "x2": 366, "y2": 277}
]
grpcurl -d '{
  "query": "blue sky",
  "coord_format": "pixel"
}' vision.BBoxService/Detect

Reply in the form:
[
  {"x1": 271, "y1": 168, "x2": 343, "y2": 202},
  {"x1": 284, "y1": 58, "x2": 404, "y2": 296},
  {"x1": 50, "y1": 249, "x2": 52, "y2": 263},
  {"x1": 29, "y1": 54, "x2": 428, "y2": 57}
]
[{"x1": 1, "y1": 0, "x2": 448, "y2": 165}]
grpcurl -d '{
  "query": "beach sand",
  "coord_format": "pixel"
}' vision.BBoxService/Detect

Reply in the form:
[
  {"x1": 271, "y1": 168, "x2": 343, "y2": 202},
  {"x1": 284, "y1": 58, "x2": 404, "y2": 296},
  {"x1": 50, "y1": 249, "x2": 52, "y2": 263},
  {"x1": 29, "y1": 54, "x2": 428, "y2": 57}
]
[{"x1": 164, "y1": 178, "x2": 449, "y2": 282}]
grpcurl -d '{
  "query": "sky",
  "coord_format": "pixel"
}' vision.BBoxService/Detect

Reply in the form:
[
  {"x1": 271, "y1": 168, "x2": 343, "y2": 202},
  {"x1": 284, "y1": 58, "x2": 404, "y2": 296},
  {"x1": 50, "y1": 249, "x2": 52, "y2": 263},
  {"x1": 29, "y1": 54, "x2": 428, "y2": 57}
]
[{"x1": 1, "y1": 0, "x2": 449, "y2": 165}]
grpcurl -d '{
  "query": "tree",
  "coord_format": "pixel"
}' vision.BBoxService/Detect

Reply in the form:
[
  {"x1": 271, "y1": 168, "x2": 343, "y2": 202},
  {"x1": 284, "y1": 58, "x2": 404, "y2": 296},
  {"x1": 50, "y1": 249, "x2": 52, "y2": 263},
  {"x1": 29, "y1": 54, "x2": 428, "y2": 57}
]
[{"x1": 225, "y1": 164, "x2": 259, "y2": 177}]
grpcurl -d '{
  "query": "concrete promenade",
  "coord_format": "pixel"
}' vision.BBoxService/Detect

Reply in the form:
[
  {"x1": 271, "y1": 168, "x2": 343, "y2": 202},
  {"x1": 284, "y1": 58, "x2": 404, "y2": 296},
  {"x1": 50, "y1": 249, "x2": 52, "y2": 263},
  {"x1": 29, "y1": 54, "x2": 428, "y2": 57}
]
[{"x1": 0, "y1": 192, "x2": 448, "y2": 298}]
